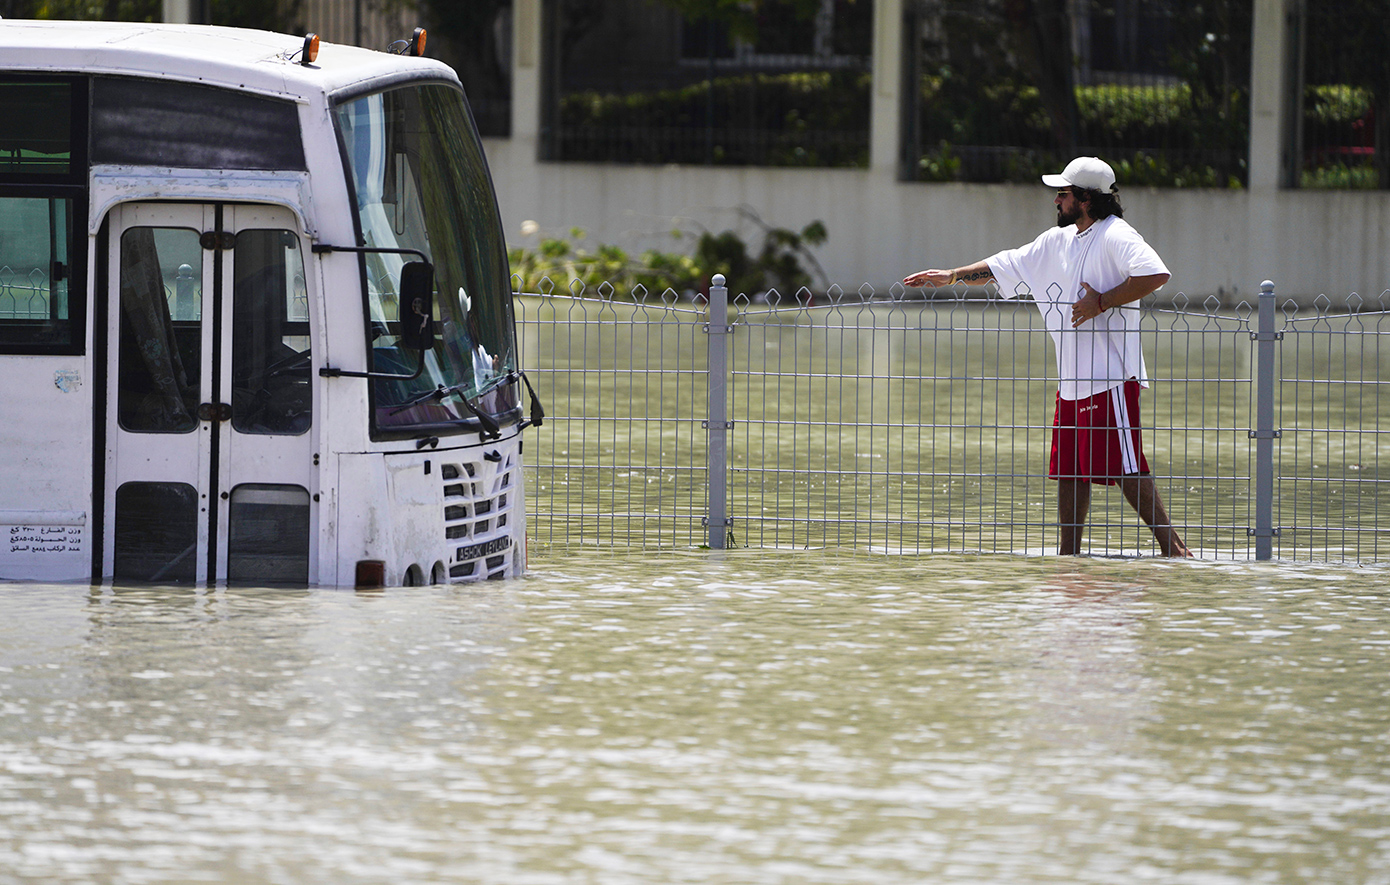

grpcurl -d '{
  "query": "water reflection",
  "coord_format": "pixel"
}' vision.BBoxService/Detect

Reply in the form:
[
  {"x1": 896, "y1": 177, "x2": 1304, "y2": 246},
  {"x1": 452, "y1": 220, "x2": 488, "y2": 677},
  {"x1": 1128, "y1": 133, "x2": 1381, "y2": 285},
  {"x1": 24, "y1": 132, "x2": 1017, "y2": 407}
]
[{"x1": 1, "y1": 554, "x2": 1387, "y2": 883}]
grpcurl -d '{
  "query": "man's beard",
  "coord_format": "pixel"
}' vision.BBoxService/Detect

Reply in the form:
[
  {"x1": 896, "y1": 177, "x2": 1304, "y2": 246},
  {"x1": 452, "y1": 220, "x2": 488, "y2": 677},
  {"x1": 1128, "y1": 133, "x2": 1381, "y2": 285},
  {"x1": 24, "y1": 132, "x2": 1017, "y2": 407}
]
[{"x1": 1056, "y1": 204, "x2": 1082, "y2": 227}]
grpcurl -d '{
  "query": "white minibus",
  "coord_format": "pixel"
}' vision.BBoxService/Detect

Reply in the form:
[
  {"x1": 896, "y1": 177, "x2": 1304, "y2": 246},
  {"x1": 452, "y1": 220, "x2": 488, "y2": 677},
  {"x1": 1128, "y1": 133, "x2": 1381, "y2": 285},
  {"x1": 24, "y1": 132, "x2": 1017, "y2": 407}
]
[{"x1": 0, "y1": 20, "x2": 539, "y2": 587}]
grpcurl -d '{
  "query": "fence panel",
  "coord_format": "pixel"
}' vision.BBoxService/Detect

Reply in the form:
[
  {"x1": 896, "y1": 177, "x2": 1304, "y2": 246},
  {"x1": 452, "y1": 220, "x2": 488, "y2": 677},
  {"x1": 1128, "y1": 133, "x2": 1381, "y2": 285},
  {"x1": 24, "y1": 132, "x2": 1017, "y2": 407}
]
[
  {"x1": 1273, "y1": 293, "x2": 1390, "y2": 560},
  {"x1": 727, "y1": 290, "x2": 1259, "y2": 557},
  {"x1": 517, "y1": 286, "x2": 711, "y2": 548},
  {"x1": 518, "y1": 283, "x2": 1388, "y2": 564},
  {"x1": 728, "y1": 291, "x2": 1056, "y2": 552},
  {"x1": 0, "y1": 271, "x2": 53, "y2": 319},
  {"x1": 1145, "y1": 297, "x2": 1258, "y2": 560}
]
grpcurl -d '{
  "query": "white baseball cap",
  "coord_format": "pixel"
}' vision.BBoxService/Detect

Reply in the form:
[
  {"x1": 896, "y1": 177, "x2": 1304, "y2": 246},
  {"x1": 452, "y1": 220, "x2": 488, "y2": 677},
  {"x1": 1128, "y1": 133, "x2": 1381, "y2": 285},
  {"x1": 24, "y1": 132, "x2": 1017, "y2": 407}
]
[{"x1": 1041, "y1": 156, "x2": 1117, "y2": 192}]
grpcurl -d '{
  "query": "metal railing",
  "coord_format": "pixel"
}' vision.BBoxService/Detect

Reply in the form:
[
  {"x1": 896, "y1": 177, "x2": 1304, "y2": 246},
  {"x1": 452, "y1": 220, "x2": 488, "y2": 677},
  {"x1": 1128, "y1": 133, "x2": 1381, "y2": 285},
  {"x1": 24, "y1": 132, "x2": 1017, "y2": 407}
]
[
  {"x1": 517, "y1": 279, "x2": 1389, "y2": 563},
  {"x1": 903, "y1": 0, "x2": 1252, "y2": 186},
  {"x1": 0, "y1": 267, "x2": 51, "y2": 319},
  {"x1": 1298, "y1": 3, "x2": 1387, "y2": 189}
]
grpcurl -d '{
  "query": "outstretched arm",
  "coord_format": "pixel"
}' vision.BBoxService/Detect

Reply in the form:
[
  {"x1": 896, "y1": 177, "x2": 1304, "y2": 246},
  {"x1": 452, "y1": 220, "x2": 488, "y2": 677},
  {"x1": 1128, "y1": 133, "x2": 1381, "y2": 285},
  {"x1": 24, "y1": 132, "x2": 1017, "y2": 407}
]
[
  {"x1": 1070, "y1": 272, "x2": 1170, "y2": 327},
  {"x1": 903, "y1": 260, "x2": 994, "y2": 289}
]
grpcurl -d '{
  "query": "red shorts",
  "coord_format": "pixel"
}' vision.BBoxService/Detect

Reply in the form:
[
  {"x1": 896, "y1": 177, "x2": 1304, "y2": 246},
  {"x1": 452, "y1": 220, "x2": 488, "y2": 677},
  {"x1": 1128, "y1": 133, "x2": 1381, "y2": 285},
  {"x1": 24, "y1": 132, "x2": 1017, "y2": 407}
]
[{"x1": 1049, "y1": 379, "x2": 1150, "y2": 485}]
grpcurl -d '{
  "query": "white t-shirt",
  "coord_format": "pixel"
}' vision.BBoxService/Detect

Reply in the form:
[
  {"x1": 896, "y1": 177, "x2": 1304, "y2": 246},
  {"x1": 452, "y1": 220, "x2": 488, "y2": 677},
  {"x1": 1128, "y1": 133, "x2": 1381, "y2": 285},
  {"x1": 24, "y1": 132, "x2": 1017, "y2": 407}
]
[{"x1": 986, "y1": 215, "x2": 1169, "y2": 401}]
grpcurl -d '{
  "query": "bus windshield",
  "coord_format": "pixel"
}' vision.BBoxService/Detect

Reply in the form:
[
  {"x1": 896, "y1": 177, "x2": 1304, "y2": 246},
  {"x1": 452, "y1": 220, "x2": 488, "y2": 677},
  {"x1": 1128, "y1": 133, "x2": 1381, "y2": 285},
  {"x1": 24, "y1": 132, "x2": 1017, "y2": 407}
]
[{"x1": 335, "y1": 82, "x2": 516, "y2": 433}]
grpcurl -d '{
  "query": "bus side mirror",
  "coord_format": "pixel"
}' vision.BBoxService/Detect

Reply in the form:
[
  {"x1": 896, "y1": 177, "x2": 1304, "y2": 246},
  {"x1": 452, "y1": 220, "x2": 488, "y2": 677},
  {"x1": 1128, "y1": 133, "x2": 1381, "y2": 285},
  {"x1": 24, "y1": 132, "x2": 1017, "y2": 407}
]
[{"x1": 399, "y1": 261, "x2": 435, "y2": 352}]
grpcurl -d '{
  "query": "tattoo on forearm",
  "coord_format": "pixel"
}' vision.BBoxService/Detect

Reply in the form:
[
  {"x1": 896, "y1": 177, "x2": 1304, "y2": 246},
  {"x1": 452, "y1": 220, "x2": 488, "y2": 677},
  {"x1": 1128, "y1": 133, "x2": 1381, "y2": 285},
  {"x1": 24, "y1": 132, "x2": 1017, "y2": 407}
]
[{"x1": 958, "y1": 267, "x2": 992, "y2": 282}]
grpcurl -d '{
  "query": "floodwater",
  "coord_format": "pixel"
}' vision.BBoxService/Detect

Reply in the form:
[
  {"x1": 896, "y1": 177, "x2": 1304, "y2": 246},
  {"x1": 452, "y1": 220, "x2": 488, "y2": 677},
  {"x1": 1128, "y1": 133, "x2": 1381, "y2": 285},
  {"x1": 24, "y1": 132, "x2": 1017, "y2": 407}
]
[{"x1": 2, "y1": 551, "x2": 1388, "y2": 884}]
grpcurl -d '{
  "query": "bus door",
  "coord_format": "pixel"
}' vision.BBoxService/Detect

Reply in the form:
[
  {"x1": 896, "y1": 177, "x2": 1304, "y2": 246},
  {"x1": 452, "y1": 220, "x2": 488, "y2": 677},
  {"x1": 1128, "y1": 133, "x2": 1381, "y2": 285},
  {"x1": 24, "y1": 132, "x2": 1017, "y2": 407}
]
[{"x1": 104, "y1": 202, "x2": 316, "y2": 585}]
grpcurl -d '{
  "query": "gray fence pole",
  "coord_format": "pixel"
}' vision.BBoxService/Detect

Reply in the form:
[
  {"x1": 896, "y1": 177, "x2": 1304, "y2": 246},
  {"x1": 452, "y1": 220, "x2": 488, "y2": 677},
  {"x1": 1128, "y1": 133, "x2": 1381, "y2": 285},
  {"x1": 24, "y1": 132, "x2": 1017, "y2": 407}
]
[
  {"x1": 706, "y1": 274, "x2": 730, "y2": 549},
  {"x1": 1252, "y1": 279, "x2": 1280, "y2": 560}
]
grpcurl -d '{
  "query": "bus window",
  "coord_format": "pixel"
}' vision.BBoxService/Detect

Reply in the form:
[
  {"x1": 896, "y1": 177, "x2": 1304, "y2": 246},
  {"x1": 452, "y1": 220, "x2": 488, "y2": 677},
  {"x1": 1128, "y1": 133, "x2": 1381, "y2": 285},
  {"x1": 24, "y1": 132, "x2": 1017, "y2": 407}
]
[
  {"x1": 117, "y1": 227, "x2": 202, "y2": 433},
  {"x1": 92, "y1": 77, "x2": 306, "y2": 172},
  {"x1": 232, "y1": 229, "x2": 312, "y2": 435},
  {"x1": 114, "y1": 481, "x2": 199, "y2": 583},
  {"x1": 227, "y1": 483, "x2": 310, "y2": 585},
  {"x1": 0, "y1": 80, "x2": 76, "y2": 176},
  {"x1": 0, "y1": 77, "x2": 85, "y2": 354},
  {"x1": 0, "y1": 196, "x2": 78, "y2": 351},
  {"x1": 334, "y1": 83, "x2": 517, "y2": 434}
]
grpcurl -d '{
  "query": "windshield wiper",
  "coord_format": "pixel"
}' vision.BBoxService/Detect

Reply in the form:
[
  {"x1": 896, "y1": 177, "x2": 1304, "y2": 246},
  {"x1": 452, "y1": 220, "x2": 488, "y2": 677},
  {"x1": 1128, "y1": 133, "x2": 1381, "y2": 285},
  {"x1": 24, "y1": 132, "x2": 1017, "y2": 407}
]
[
  {"x1": 389, "y1": 383, "x2": 501, "y2": 439},
  {"x1": 389, "y1": 383, "x2": 457, "y2": 414},
  {"x1": 475, "y1": 371, "x2": 544, "y2": 429},
  {"x1": 517, "y1": 371, "x2": 545, "y2": 428}
]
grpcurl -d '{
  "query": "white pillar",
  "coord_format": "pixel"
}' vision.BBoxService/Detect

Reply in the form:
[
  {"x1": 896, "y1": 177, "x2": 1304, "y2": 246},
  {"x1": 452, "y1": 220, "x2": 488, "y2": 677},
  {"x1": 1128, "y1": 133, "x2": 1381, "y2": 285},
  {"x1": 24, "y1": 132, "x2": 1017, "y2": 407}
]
[
  {"x1": 512, "y1": 0, "x2": 542, "y2": 146},
  {"x1": 162, "y1": 0, "x2": 191, "y2": 24},
  {"x1": 869, "y1": 0, "x2": 903, "y2": 177},
  {"x1": 1247, "y1": 0, "x2": 1297, "y2": 293},
  {"x1": 1248, "y1": 0, "x2": 1295, "y2": 192}
]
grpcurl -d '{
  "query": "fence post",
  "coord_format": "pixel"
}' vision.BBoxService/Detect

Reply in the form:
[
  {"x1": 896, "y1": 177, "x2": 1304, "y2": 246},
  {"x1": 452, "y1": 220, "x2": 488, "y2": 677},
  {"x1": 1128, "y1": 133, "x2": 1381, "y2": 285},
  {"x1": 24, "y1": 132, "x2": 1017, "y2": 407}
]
[
  {"x1": 1252, "y1": 279, "x2": 1280, "y2": 560},
  {"x1": 706, "y1": 274, "x2": 730, "y2": 549}
]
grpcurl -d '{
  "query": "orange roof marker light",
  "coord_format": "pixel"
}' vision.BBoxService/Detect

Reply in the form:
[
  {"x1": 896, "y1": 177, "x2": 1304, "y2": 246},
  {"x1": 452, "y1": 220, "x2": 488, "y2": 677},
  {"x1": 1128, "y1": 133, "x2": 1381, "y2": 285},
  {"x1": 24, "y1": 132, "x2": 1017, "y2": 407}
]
[{"x1": 299, "y1": 32, "x2": 319, "y2": 66}]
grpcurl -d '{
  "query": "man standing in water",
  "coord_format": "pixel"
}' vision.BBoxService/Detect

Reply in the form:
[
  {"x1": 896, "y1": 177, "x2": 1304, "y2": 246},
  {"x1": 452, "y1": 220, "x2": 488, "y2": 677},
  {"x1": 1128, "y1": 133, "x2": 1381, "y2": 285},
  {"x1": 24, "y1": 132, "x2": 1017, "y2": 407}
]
[{"x1": 903, "y1": 156, "x2": 1191, "y2": 557}]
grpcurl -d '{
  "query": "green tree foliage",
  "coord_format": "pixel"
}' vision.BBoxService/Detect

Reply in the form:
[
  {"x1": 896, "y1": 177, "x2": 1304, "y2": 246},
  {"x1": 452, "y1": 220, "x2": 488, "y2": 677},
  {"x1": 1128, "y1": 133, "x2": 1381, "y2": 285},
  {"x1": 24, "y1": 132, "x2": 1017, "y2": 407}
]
[
  {"x1": 694, "y1": 215, "x2": 827, "y2": 298},
  {"x1": 914, "y1": 0, "x2": 1251, "y2": 187},
  {"x1": 1304, "y1": 0, "x2": 1390, "y2": 188},
  {"x1": 209, "y1": 0, "x2": 301, "y2": 31},
  {"x1": 915, "y1": 0, "x2": 1079, "y2": 171},
  {"x1": 510, "y1": 227, "x2": 702, "y2": 297},
  {"x1": 510, "y1": 215, "x2": 829, "y2": 300},
  {"x1": 1166, "y1": 0, "x2": 1252, "y2": 186},
  {"x1": 549, "y1": 0, "x2": 872, "y2": 165},
  {"x1": 560, "y1": 70, "x2": 871, "y2": 166},
  {"x1": 14, "y1": 0, "x2": 159, "y2": 20}
]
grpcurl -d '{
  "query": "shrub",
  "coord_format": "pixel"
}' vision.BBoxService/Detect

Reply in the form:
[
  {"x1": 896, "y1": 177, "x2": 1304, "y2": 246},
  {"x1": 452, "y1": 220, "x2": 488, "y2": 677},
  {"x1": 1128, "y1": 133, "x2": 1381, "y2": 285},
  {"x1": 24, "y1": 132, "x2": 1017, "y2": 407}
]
[
  {"x1": 510, "y1": 215, "x2": 829, "y2": 300},
  {"x1": 917, "y1": 76, "x2": 1248, "y2": 186},
  {"x1": 556, "y1": 71, "x2": 871, "y2": 167}
]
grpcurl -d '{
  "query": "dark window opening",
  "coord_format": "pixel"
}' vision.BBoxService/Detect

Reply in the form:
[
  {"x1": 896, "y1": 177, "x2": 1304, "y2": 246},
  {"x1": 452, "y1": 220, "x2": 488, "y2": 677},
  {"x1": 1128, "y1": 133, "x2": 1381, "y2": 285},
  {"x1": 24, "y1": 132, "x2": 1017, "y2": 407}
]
[
  {"x1": 93, "y1": 77, "x2": 307, "y2": 171},
  {"x1": 117, "y1": 226, "x2": 202, "y2": 433},
  {"x1": 0, "y1": 77, "x2": 86, "y2": 352},
  {"x1": 228, "y1": 484, "x2": 310, "y2": 586},
  {"x1": 0, "y1": 79, "x2": 83, "y2": 179},
  {"x1": 232, "y1": 229, "x2": 312, "y2": 435},
  {"x1": 114, "y1": 481, "x2": 198, "y2": 583}
]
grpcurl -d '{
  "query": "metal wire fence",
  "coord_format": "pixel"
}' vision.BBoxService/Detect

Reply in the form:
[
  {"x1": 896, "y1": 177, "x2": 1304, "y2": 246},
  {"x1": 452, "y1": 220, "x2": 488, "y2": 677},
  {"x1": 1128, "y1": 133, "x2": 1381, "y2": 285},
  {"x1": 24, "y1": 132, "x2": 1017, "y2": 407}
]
[
  {"x1": 0, "y1": 266, "x2": 54, "y2": 319},
  {"x1": 1298, "y1": 3, "x2": 1388, "y2": 189},
  {"x1": 544, "y1": 0, "x2": 873, "y2": 167},
  {"x1": 1275, "y1": 294, "x2": 1390, "y2": 558},
  {"x1": 904, "y1": 0, "x2": 1251, "y2": 187},
  {"x1": 517, "y1": 281, "x2": 1389, "y2": 563}
]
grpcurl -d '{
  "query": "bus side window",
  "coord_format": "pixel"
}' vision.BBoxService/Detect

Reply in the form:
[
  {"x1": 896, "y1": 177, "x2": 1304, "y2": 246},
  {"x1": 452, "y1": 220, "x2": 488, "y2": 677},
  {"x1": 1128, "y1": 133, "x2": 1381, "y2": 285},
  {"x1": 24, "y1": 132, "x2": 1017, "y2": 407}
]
[
  {"x1": 231, "y1": 229, "x2": 312, "y2": 435},
  {"x1": 0, "y1": 196, "x2": 77, "y2": 351},
  {"x1": 117, "y1": 227, "x2": 202, "y2": 433}
]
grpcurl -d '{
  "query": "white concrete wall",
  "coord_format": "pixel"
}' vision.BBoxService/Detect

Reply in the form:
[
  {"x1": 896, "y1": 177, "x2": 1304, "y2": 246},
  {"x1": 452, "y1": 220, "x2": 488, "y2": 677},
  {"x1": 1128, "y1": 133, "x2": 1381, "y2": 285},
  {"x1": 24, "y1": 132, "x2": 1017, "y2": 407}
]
[
  {"x1": 487, "y1": 146, "x2": 1390, "y2": 305},
  {"x1": 488, "y1": 0, "x2": 1390, "y2": 306}
]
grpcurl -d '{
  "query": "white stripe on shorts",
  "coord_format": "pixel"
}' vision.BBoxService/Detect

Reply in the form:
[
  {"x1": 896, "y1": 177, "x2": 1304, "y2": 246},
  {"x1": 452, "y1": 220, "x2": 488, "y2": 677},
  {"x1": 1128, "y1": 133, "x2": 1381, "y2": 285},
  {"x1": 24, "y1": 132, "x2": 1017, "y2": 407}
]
[{"x1": 1108, "y1": 384, "x2": 1140, "y2": 475}]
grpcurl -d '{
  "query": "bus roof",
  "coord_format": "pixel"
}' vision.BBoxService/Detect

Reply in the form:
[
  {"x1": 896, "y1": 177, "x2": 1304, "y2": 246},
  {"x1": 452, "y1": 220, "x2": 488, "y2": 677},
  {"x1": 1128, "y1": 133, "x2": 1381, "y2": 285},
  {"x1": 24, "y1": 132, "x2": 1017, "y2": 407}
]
[{"x1": 0, "y1": 19, "x2": 458, "y2": 101}]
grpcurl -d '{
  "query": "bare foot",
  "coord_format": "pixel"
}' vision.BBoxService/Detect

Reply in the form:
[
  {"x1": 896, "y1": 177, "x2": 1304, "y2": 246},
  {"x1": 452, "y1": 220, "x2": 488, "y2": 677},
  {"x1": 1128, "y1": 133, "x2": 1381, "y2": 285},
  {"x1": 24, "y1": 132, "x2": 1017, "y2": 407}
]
[{"x1": 1165, "y1": 537, "x2": 1194, "y2": 558}]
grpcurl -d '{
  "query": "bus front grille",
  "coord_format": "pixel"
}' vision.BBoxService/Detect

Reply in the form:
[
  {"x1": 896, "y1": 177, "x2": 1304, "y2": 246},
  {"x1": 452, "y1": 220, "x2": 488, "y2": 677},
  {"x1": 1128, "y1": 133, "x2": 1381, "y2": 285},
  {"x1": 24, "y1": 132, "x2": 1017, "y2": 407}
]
[{"x1": 442, "y1": 450, "x2": 517, "y2": 581}]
